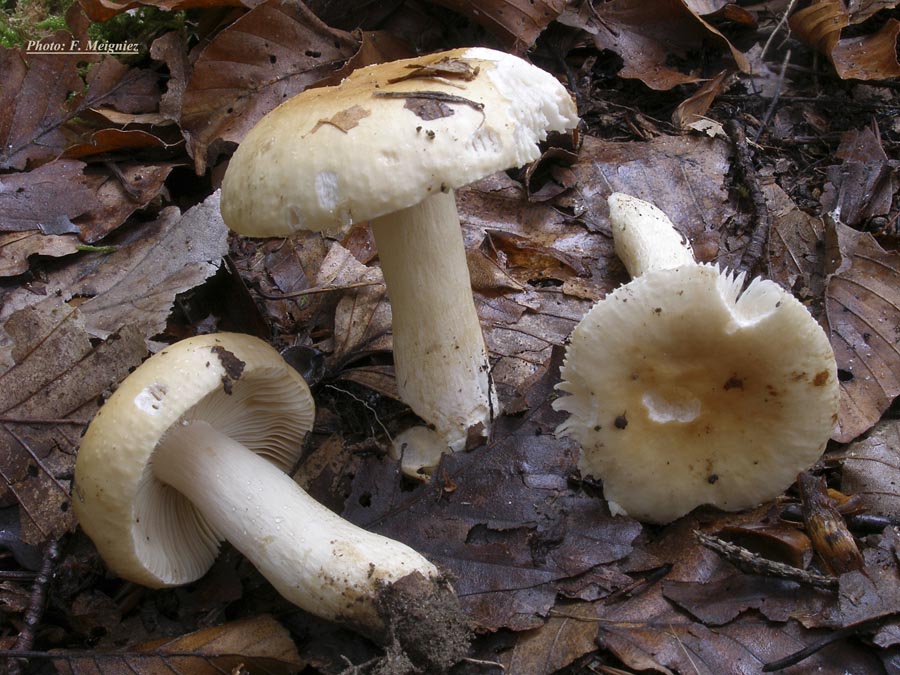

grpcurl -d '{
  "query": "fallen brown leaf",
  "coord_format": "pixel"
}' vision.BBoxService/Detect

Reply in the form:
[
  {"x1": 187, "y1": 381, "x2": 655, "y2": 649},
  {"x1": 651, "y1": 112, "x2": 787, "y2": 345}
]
[
  {"x1": 0, "y1": 37, "x2": 161, "y2": 171},
  {"x1": 180, "y1": 0, "x2": 359, "y2": 173},
  {"x1": 0, "y1": 191, "x2": 229, "y2": 343},
  {"x1": 500, "y1": 613, "x2": 598, "y2": 675},
  {"x1": 0, "y1": 232, "x2": 81, "y2": 278},
  {"x1": 430, "y1": 0, "x2": 564, "y2": 50},
  {"x1": 824, "y1": 218, "x2": 900, "y2": 442},
  {"x1": 831, "y1": 19, "x2": 900, "y2": 79},
  {"x1": 790, "y1": 1, "x2": 900, "y2": 79},
  {"x1": 54, "y1": 614, "x2": 305, "y2": 674},
  {"x1": 0, "y1": 300, "x2": 147, "y2": 544},
  {"x1": 561, "y1": 0, "x2": 748, "y2": 90},
  {"x1": 841, "y1": 419, "x2": 900, "y2": 518}
]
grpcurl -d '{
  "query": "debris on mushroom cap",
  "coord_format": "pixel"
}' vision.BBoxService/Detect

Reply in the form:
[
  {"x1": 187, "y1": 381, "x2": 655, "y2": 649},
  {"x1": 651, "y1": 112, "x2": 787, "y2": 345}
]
[
  {"x1": 553, "y1": 198, "x2": 840, "y2": 524},
  {"x1": 72, "y1": 332, "x2": 316, "y2": 587},
  {"x1": 220, "y1": 47, "x2": 578, "y2": 236}
]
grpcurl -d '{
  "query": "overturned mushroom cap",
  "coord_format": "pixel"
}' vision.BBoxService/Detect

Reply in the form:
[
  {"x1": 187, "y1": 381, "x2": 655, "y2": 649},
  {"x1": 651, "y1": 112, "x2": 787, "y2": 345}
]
[
  {"x1": 220, "y1": 46, "x2": 578, "y2": 236},
  {"x1": 554, "y1": 264, "x2": 840, "y2": 523},
  {"x1": 72, "y1": 333, "x2": 315, "y2": 587}
]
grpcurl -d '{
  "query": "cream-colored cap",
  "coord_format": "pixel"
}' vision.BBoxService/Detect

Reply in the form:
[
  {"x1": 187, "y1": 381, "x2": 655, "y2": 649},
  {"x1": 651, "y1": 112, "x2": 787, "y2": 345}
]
[
  {"x1": 554, "y1": 264, "x2": 840, "y2": 524},
  {"x1": 72, "y1": 333, "x2": 315, "y2": 587},
  {"x1": 220, "y1": 47, "x2": 578, "y2": 236}
]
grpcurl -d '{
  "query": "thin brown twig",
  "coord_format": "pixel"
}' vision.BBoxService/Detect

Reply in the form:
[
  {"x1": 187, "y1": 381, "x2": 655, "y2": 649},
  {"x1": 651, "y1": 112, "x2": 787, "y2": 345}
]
[
  {"x1": 255, "y1": 280, "x2": 384, "y2": 301},
  {"x1": 6, "y1": 539, "x2": 62, "y2": 675},
  {"x1": 725, "y1": 119, "x2": 771, "y2": 276},
  {"x1": 752, "y1": 48, "x2": 792, "y2": 144}
]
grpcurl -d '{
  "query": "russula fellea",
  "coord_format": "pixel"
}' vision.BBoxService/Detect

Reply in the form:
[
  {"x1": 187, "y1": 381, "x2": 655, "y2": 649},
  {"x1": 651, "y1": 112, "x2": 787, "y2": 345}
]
[
  {"x1": 553, "y1": 193, "x2": 840, "y2": 524},
  {"x1": 72, "y1": 333, "x2": 460, "y2": 641},
  {"x1": 220, "y1": 47, "x2": 579, "y2": 476}
]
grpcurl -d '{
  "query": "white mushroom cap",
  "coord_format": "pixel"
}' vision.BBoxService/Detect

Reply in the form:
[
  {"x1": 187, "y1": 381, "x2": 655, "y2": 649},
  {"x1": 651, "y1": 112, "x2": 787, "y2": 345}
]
[
  {"x1": 554, "y1": 194, "x2": 840, "y2": 524},
  {"x1": 72, "y1": 333, "x2": 315, "y2": 587},
  {"x1": 221, "y1": 47, "x2": 578, "y2": 236}
]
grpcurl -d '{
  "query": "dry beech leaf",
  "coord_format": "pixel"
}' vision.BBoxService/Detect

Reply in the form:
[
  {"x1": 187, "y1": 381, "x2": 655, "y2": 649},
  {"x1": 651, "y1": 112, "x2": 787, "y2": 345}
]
[
  {"x1": 766, "y1": 183, "x2": 828, "y2": 302},
  {"x1": 54, "y1": 614, "x2": 305, "y2": 674},
  {"x1": 0, "y1": 158, "x2": 171, "y2": 244},
  {"x1": 822, "y1": 127, "x2": 898, "y2": 228},
  {"x1": 564, "y1": 135, "x2": 736, "y2": 265},
  {"x1": 0, "y1": 192, "x2": 228, "y2": 343},
  {"x1": 0, "y1": 38, "x2": 161, "y2": 170},
  {"x1": 580, "y1": 519, "x2": 877, "y2": 673},
  {"x1": 501, "y1": 614, "x2": 599, "y2": 675},
  {"x1": 429, "y1": 0, "x2": 564, "y2": 50},
  {"x1": 0, "y1": 232, "x2": 81, "y2": 278},
  {"x1": 790, "y1": 1, "x2": 900, "y2": 79},
  {"x1": 0, "y1": 300, "x2": 147, "y2": 544},
  {"x1": 62, "y1": 128, "x2": 174, "y2": 160},
  {"x1": 841, "y1": 419, "x2": 900, "y2": 518},
  {"x1": 823, "y1": 218, "x2": 900, "y2": 442},
  {"x1": 830, "y1": 18, "x2": 900, "y2": 80},
  {"x1": 315, "y1": 242, "x2": 391, "y2": 367},
  {"x1": 149, "y1": 31, "x2": 191, "y2": 121},
  {"x1": 790, "y1": 0, "x2": 848, "y2": 55},
  {"x1": 672, "y1": 70, "x2": 729, "y2": 131},
  {"x1": 0, "y1": 160, "x2": 103, "y2": 236},
  {"x1": 180, "y1": 0, "x2": 358, "y2": 173},
  {"x1": 561, "y1": 0, "x2": 748, "y2": 90}
]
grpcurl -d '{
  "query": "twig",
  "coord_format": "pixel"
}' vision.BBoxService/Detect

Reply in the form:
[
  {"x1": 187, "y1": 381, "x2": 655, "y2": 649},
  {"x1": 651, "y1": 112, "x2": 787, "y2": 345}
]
[
  {"x1": 752, "y1": 48, "x2": 792, "y2": 144},
  {"x1": 763, "y1": 615, "x2": 898, "y2": 671},
  {"x1": 0, "y1": 416, "x2": 89, "y2": 425},
  {"x1": 255, "y1": 280, "x2": 383, "y2": 301},
  {"x1": 725, "y1": 119, "x2": 770, "y2": 275},
  {"x1": 758, "y1": 0, "x2": 799, "y2": 65},
  {"x1": 6, "y1": 539, "x2": 62, "y2": 675},
  {"x1": 693, "y1": 530, "x2": 837, "y2": 590}
]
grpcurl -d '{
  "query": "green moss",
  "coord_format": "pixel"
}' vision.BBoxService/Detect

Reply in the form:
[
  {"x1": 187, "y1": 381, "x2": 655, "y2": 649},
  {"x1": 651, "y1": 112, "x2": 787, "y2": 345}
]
[
  {"x1": 87, "y1": 7, "x2": 188, "y2": 52},
  {"x1": 1, "y1": 0, "x2": 189, "y2": 56}
]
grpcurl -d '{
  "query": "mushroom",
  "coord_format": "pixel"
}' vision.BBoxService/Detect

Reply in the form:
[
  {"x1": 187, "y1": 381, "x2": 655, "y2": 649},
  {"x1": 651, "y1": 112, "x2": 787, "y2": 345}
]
[
  {"x1": 71, "y1": 333, "x2": 457, "y2": 638},
  {"x1": 553, "y1": 193, "x2": 840, "y2": 524},
  {"x1": 220, "y1": 47, "x2": 579, "y2": 475}
]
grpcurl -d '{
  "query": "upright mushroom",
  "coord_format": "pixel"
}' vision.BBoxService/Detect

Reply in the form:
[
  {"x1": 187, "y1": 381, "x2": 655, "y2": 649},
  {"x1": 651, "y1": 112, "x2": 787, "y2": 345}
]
[
  {"x1": 553, "y1": 194, "x2": 840, "y2": 523},
  {"x1": 72, "y1": 333, "x2": 464, "y2": 648},
  {"x1": 220, "y1": 47, "x2": 579, "y2": 475}
]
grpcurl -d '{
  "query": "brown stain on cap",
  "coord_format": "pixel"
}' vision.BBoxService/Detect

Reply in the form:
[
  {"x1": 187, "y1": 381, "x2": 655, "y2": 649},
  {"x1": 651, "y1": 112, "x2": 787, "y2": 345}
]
[{"x1": 812, "y1": 370, "x2": 830, "y2": 386}]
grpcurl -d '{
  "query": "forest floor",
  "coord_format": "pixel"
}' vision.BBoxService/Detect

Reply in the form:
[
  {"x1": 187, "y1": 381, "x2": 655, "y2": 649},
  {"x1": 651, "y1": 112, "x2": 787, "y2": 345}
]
[{"x1": 1, "y1": 1, "x2": 899, "y2": 673}]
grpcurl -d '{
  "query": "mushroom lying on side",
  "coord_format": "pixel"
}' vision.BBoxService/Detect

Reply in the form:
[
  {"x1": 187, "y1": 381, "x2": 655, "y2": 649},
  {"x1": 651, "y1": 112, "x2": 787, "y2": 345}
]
[
  {"x1": 72, "y1": 333, "x2": 465, "y2": 653},
  {"x1": 554, "y1": 193, "x2": 840, "y2": 524},
  {"x1": 220, "y1": 47, "x2": 579, "y2": 477}
]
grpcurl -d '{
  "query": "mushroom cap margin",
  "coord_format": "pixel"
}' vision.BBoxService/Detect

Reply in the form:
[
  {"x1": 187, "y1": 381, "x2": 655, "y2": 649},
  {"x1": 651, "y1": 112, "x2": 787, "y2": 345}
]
[{"x1": 220, "y1": 47, "x2": 579, "y2": 237}]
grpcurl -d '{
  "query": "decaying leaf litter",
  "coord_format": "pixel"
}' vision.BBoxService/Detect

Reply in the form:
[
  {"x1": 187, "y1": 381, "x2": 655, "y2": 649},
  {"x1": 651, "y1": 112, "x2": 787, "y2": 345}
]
[{"x1": 0, "y1": 0, "x2": 899, "y2": 672}]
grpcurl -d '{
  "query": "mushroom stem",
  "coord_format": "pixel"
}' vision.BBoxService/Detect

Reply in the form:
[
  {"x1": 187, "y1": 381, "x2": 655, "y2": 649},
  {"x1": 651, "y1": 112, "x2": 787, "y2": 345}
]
[
  {"x1": 370, "y1": 190, "x2": 498, "y2": 454},
  {"x1": 608, "y1": 192, "x2": 696, "y2": 277},
  {"x1": 152, "y1": 419, "x2": 439, "y2": 633}
]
